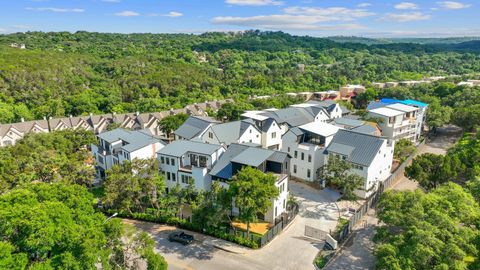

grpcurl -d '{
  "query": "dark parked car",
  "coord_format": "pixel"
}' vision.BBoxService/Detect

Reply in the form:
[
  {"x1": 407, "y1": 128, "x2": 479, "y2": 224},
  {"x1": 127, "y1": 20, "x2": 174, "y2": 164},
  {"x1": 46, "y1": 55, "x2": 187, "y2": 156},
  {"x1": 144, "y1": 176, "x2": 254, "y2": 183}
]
[{"x1": 168, "y1": 231, "x2": 194, "y2": 245}]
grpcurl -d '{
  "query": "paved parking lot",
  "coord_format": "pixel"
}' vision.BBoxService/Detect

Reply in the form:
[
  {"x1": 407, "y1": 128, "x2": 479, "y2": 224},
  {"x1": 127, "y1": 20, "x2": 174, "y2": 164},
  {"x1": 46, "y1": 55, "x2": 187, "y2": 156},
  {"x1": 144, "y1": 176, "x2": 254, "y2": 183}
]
[{"x1": 128, "y1": 181, "x2": 341, "y2": 270}]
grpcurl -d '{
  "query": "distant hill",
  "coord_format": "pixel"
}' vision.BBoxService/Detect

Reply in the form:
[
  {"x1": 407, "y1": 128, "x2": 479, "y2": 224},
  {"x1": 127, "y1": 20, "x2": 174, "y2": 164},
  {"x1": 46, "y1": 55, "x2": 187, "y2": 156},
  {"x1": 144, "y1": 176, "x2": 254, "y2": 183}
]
[{"x1": 327, "y1": 36, "x2": 480, "y2": 45}]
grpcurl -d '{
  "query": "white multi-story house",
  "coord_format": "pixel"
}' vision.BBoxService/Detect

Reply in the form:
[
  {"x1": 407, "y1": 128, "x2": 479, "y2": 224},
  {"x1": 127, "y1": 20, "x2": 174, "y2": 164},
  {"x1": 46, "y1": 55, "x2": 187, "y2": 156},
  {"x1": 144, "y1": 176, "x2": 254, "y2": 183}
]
[
  {"x1": 241, "y1": 111, "x2": 284, "y2": 150},
  {"x1": 91, "y1": 128, "x2": 165, "y2": 179},
  {"x1": 282, "y1": 122, "x2": 340, "y2": 182},
  {"x1": 200, "y1": 119, "x2": 262, "y2": 146},
  {"x1": 367, "y1": 99, "x2": 427, "y2": 143},
  {"x1": 324, "y1": 129, "x2": 394, "y2": 199},
  {"x1": 173, "y1": 116, "x2": 220, "y2": 141},
  {"x1": 210, "y1": 144, "x2": 291, "y2": 224},
  {"x1": 157, "y1": 140, "x2": 226, "y2": 192}
]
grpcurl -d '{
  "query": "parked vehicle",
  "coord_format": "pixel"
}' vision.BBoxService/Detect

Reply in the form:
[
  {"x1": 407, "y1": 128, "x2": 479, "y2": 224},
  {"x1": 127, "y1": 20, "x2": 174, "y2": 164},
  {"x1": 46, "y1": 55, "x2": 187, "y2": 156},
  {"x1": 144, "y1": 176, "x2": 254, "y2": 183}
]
[{"x1": 168, "y1": 231, "x2": 194, "y2": 245}]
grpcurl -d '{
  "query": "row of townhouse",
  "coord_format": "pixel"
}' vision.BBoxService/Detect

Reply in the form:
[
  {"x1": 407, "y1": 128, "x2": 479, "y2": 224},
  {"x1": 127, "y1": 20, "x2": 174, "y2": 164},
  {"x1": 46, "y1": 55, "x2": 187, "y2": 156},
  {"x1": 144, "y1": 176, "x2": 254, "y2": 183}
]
[
  {"x1": 0, "y1": 99, "x2": 231, "y2": 147},
  {"x1": 372, "y1": 76, "x2": 446, "y2": 89},
  {"x1": 367, "y1": 99, "x2": 428, "y2": 144}
]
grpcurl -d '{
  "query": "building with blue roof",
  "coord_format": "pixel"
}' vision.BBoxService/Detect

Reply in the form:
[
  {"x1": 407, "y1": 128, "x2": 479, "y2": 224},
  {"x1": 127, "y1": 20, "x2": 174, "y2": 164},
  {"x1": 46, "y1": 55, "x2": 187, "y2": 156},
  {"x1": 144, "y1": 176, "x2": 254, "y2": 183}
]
[{"x1": 367, "y1": 98, "x2": 428, "y2": 144}]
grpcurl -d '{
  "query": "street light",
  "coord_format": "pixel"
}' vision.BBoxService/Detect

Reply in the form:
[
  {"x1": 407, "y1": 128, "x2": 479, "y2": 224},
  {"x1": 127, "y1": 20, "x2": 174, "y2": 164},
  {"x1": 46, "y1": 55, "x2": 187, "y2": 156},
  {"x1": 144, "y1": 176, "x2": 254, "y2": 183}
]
[{"x1": 104, "y1": 212, "x2": 118, "y2": 223}]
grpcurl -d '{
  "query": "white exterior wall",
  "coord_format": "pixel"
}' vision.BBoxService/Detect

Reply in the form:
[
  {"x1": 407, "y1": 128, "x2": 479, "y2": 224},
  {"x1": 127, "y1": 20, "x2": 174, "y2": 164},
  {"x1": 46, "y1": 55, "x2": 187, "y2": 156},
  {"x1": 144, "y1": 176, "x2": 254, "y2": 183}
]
[
  {"x1": 329, "y1": 104, "x2": 343, "y2": 119},
  {"x1": 313, "y1": 110, "x2": 330, "y2": 123},
  {"x1": 262, "y1": 120, "x2": 283, "y2": 150},
  {"x1": 238, "y1": 125, "x2": 262, "y2": 144},
  {"x1": 356, "y1": 139, "x2": 394, "y2": 199},
  {"x1": 158, "y1": 147, "x2": 225, "y2": 192},
  {"x1": 0, "y1": 129, "x2": 23, "y2": 146},
  {"x1": 264, "y1": 176, "x2": 289, "y2": 223}
]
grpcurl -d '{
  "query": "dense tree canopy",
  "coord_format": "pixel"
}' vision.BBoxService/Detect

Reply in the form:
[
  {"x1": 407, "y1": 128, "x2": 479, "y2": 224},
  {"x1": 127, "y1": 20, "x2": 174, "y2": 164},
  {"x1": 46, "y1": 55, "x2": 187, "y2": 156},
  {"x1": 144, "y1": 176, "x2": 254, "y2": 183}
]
[
  {"x1": 375, "y1": 183, "x2": 480, "y2": 270},
  {"x1": 0, "y1": 183, "x2": 167, "y2": 270},
  {"x1": 0, "y1": 31, "x2": 479, "y2": 124},
  {"x1": 0, "y1": 130, "x2": 96, "y2": 193}
]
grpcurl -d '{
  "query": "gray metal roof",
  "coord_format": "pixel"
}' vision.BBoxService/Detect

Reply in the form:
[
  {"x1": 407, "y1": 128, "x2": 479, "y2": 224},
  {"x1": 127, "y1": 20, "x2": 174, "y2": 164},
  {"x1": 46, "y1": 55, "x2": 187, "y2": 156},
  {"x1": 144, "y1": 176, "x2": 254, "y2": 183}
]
[
  {"x1": 367, "y1": 101, "x2": 388, "y2": 111},
  {"x1": 158, "y1": 140, "x2": 223, "y2": 157},
  {"x1": 267, "y1": 151, "x2": 289, "y2": 163},
  {"x1": 209, "y1": 144, "x2": 250, "y2": 179},
  {"x1": 210, "y1": 143, "x2": 289, "y2": 179},
  {"x1": 231, "y1": 147, "x2": 274, "y2": 167},
  {"x1": 97, "y1": 128, "x2": 164, "y2": 152},
  {"x1": 351, "y1": 124, "x2": 377, "y2": 135},
  {"x1": 173, "y1": 116, "x2": 218, "y2": 139},
  {"x1": 210, "y1": 120, "x2": 258, "y2": 145},
  {"x1": 325, "y1": 129, "x2": 385, "y2": 167},
  {"x1": 333, "y1": 118, "x2": 365, "y2": 128},
  {"x1": 261, "y1": 107, "x2": 313, "y2": 127}
]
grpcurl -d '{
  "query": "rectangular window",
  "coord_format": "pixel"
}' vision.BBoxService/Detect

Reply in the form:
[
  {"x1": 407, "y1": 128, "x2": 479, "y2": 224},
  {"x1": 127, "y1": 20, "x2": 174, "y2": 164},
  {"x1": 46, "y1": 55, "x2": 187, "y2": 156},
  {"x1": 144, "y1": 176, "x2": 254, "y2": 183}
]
[
  {"x1": 98, "y1": 156, "x2": 104, "y2": 164},
  {"x1": 271, "y1": 132, "x2": 276, "y2": 139},
  {"x1": 166, "y1": 158, "x2": 170, "y2": 165},
  {"x1": 308, "y1": 155, "x2": 312, "y2": 162},
  {"x1": 307, "y1": 169, "x2": 311, "y2": 178},
  {"x1": 208, "y1": 132, "x2": 213, "y2": 139},
  {"x1": 171, "y1": 158, "x2": 175, "y2": 166},
  {"x1": 166, "y1": 172, "x2": 171, "y2": 181},
  {"x1": 294, "y1": 151, "x2": 298, "y2": 158},
  {"x1": 199, "y1": 156, "x2": 207, "y2": 167},
  {"x1": 287, "y1": 147, "x2": 290, "y2": 153},
  {"x1": 301, "y1": 152, "x2": 304, "y2": 160},
  {"x1": 293, "y1": 165, "x2": 297, "y2": 173},
  {"x1": 160, "y1": 156, "x2": 165, "y2": 164},
  {"x1": 172, "y1": 173, "x2": 176, "y2": 182}
]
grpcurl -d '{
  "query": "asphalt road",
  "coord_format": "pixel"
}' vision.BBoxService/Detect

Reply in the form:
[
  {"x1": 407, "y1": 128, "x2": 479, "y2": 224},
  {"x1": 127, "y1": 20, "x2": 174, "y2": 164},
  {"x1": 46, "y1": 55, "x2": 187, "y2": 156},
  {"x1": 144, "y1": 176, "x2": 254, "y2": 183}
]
[{"x1": 129, "y1": 181, "x2": 341, "y2": 270}]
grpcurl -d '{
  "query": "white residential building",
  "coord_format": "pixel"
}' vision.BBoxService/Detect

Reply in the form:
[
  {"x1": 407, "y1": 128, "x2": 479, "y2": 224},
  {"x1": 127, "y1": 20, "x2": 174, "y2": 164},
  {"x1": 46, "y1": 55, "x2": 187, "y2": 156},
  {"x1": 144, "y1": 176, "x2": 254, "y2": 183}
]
[
  {"x1": 282, "y1": 122, "x2": 340, "y2": 182},
  {"x1": 241, "y1": 111, "x2": 284, "y2": 150},
  {"x1": 210, "y1": 144, "x2": 291, "y2": 224},
  {"x1": 91, "y1": 128, "x2": 165, "y2": 179},
  {"x1": 324, "y1": 129, "x2": 394, "y2": 199},
  {"x1": 367, "y1": 105, "x2": 418, "y2": 143},
  {"x1": 200, "y1": 119, "x2": 262, "y2": 146},
  {"x1": 157, "y1": 140, "x2": 226, "y2": 192},
  {"x1": 367, "y1": 99, "x2": 428, "y2": 143}
]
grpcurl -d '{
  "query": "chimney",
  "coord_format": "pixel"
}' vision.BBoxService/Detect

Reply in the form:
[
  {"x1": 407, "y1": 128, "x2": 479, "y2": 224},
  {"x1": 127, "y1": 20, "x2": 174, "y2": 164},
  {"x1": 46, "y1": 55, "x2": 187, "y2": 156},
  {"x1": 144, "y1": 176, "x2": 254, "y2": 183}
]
[
  {"x1": 49, "y1": 116, "x2": 52, "y2": 120},
  {"x1": 135, "y1": 111, "x2": 140, "y2": 116},
  {"x1": 21, "y1": 117, "x2": 25, "y2": 122},
  {"x1": 69, "y1": 115, "x2": 73, "y2": 118},
  {"x1": 43, "y1": 116, "x2": 47, "y2": 120},
  {"x1": 89, "y1": 113, "x2": 93, "y2": 117}
]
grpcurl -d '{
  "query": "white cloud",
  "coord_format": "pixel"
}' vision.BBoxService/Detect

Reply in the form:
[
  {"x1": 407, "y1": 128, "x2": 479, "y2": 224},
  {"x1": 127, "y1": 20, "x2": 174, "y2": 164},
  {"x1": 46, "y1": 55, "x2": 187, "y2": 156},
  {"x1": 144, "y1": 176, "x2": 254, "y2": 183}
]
[
  {"x1": 283, "y1": 6, "x2": 375, "y2": 20},
  {"x1": 225, "y1": 0, "x2": 283, "y2": 6},
  {"x1": 436, "y1": 1, "x2": 471, "y2": 9},
  {"x1": 383, "y1": 12, "x2": 431, "y2": 22},
  {"x1": 212, "y1": 5, "x2": 374, "y2": 32},
  {"x1": 114, "y1": 10, "x2": 140, "y2": 16},
  {"x1": 357, "y1": 3, "x2": 372, "y2": 8},
  {"x1": 25, "y1": 7, "x2": 85, "y2": 13},
  {"x1": 394, "y1": 2, "x2": 419, "y2": 10},
  {"x1": 0, "y1": 28, "x2": 7, "y2": 33},
  {"x1": 211, "y1": 14, "x2": 365, "y2": 31},
  {"x1": 164, "y1": 11, "x2": 183, "y2": 17}
]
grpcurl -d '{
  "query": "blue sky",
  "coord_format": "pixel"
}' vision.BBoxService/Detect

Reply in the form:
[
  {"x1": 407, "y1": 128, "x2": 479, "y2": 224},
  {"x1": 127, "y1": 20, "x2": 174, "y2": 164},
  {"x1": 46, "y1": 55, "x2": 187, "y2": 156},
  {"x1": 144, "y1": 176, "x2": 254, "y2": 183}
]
[{"x1": 0, "y1": 0, "x2": 478, "y2": 37}]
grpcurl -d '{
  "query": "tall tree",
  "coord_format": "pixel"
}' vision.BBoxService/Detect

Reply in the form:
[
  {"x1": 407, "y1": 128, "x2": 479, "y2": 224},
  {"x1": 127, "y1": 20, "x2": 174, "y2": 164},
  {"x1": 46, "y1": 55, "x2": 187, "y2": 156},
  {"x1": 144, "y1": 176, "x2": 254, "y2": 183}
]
[
  {"x1": 375, "y1": 183, "x2": 479, "y2": 270},
  {"x1": 405, "y1": 153, "x2": 459, "y2": 190},
  {"x1": 159, "y1": 114, "x2": 189, "y2": 138},
  {"x1": 322, "y1": 155, "x2": 365, "y2": 200},
  {"x1": 104, "y1": 159, "x2": 165, "y2": 214},
  {"x1": 229, "y1": 167, "x2": 279, "y2": 238}
]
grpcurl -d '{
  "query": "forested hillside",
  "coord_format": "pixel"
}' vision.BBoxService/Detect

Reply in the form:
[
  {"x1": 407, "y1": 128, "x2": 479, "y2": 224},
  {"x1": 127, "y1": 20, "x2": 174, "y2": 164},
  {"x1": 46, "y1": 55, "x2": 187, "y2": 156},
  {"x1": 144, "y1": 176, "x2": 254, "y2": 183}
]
[{"x1": 0, "y1": 30, "x2": 479, "y2": 123}]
